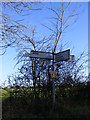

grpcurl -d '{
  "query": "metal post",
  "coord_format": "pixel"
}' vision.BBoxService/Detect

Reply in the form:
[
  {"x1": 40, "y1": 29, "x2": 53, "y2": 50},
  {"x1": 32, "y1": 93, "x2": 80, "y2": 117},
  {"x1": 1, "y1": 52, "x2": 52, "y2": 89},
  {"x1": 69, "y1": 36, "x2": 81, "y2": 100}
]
[
  {"x1": 52, "y1": 52, "x2": 55, "y2": 110},
  {"x1": 52, "y1": 77, "x2": 55, "y2": 110}
]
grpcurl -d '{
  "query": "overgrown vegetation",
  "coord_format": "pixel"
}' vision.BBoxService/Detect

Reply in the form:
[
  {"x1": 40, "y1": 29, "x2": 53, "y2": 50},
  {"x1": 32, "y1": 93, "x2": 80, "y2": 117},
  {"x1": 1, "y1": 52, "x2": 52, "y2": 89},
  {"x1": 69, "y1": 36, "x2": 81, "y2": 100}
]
[{"x1": 2, "y1": 80, "x2": 90, "y2": 119}]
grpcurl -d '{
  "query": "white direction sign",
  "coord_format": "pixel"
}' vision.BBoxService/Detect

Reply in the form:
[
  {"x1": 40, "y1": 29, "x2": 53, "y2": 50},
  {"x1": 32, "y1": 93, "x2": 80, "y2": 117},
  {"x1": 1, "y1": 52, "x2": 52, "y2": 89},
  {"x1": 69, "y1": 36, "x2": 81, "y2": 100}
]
[
  {"x1": 30, "y1": 50, "x2": 53, "y2": 60},
  {"x1": 55, "y1": 49, "x2": 70, "y2": 62}
]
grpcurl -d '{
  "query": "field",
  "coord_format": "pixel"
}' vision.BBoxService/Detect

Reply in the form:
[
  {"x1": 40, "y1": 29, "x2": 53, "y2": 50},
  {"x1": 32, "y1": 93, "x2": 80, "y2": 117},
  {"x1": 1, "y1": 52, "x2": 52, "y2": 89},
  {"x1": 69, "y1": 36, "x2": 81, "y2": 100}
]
[{"x1": 1, "y1": 83, "x2": 90, "y2": 119}]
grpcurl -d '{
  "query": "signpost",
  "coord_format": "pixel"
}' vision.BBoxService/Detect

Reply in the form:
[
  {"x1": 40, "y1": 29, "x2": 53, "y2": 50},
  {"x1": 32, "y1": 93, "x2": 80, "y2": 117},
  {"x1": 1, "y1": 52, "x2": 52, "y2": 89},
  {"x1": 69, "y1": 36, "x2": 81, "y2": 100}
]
[
  {"x1": 51, "y1": 49, "x2": 70, "y2": 110},
  {"x1": 55, "y1": 49, "x2": 70, "y2": 62},
  {"x1": 25, "y1": 49, "x2": 74, "y2": 110}
]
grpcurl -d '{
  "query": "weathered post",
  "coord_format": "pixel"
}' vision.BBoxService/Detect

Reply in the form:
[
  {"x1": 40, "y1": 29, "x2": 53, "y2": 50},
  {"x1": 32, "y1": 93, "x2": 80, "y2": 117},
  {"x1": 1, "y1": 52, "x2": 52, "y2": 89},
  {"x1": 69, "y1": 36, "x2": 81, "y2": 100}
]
[{"x1": 51, "y1": 52, "x2": 56, "y2": 110}]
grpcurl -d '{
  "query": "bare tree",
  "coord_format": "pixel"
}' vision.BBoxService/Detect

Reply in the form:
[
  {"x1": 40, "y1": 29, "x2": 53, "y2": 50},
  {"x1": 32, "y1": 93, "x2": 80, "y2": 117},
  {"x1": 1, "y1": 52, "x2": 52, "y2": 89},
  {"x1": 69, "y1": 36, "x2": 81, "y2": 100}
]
[
  {"x1": 1, "y1": 2, "x2": 83, "y2": 90},
  {"x1": 42, "y1": 2, "x2": 79, "y2": 54},
  {"x1": 0, "y1": 2, "x2": 43, "y2": 54},
  {"x1": 1, "y1": 2, "x2": 80, "y2": 53}
]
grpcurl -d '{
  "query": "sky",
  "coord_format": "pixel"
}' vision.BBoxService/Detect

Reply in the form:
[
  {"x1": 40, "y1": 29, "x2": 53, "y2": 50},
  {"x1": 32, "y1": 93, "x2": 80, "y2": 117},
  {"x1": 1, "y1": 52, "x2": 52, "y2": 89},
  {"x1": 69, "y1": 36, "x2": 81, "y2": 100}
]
[
  {"x1": 0, "y1": 2, "x2": 88, "y2": 86},
  {"x1": 88, "y1": 1, "x2": 90, "y2": 73}
]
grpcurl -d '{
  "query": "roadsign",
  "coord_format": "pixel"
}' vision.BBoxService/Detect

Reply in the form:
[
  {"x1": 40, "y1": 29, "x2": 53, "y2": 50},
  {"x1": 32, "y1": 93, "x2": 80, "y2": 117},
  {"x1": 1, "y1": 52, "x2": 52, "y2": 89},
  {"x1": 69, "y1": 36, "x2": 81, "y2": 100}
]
[
  {"x1": 69, "y1": 55, "x2": 75, "y2": 62},
  {"x1": 29, "y1": 49, "x2": 70, "y2": 62},
  {"x1": 31, "y1": 50, "x2": 53, "y2": 60},
  {"x1": 51, "y1": 71, "x2": 57, "y2": 78},
  {"x1": 55, "y1": 49, "x2": 70, "y2": 62}
]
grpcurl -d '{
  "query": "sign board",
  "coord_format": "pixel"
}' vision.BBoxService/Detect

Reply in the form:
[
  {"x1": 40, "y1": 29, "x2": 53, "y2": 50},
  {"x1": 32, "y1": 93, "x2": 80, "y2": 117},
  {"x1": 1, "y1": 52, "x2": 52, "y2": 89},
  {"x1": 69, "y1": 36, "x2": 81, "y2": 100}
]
[
  {"x1": 55, "y1": 49, "x2": 70, "y2": 62},
  {"x1": 30, "y1": 50, "x2": 53, "y2": 60},
  {"x1": 51, "y1": 71, "x2": 57, "y2": 78},
  {"x1": 27, "y1": 49, "x2": 70, "y2": 62},
  {"x1": 69, "y1": 55, "x2": 75, "y2": 62}
]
